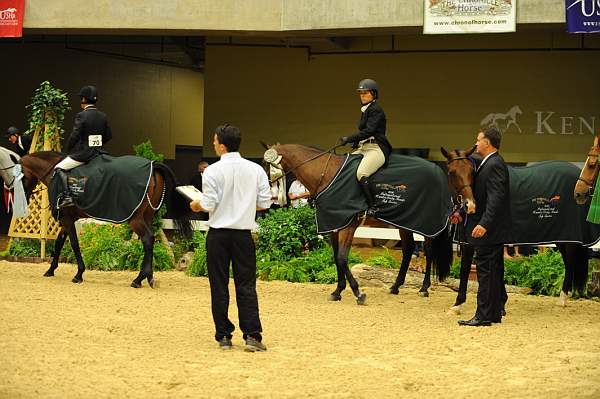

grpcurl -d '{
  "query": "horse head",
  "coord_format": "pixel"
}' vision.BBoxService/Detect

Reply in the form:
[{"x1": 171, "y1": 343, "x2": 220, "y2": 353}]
[
  {"x1": 441, "y1": 145, "x2": 477, "y2": 214},
  {"x1": 575, "y1": 135, "x2": 600, "y2": 205},
  {"x1": 0, "y1": 146, "x2": 21, "y2": 190}
]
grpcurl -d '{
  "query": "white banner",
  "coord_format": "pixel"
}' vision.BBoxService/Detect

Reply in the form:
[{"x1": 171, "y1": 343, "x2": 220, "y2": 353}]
[{"x1": 424, "y1": 0, "x2": 517, "y2": 35}]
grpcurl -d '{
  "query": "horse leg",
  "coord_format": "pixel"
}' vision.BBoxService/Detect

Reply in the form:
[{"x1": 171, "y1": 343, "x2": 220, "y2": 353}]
[
  {"x1": 449, "y1": 244, "x2": 474, "y2": 315},
  {"x1": 130, "y1": 215, "x2": 155, "y2": 289},
  {"x1": 390, "y1": 229, "x2": 414, "y2": 295},
  {"x1": 66, "y1": 224, "x2": 86, "y2": 284},
  {"x1": 338, "y1": 224, "x2": 366, "y2": 305},
  {"x1": 556, "y1": 243, "x2": 571, "y2": 307},
  {"x1": 44, "y1": 229, "x2": 68, "y2": 277},
  {"x1": 328, "y1": 232, "x2": 346, "y2": 301},
  {"x1": 418, "y1": 239, "x2": 432, "y2": 297}
]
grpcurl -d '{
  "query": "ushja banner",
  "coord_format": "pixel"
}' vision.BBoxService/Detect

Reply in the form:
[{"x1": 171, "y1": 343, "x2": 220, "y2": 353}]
[
  {"x1": 566, "y1": 0, "x2": 600, "y2": 33},
  {"x1": 0, "y1": 0, "x2": 24, "y2": 38},
  {"x1": 424, "y1": 0, "x2": 517, "y2": 35}
]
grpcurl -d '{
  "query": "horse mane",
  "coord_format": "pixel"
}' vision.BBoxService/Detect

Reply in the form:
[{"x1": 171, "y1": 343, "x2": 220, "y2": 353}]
[{"x1": 28, "y1": 151, "x2": 65, "y2": 164}]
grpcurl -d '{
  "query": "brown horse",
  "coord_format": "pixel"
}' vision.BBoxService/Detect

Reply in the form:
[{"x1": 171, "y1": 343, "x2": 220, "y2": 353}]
[
  {"x1": 263, "y1": 144, "x2": 452, "y2": 305},
  {"x1": 0, "y1": 150, "x2": 192, "y2": 288},
  {"x1": 442, "y1": 147, "x2": 590, "y2": 309},
  {"x1": 574, "y1": 135, "x2": 600, "y2": 205}
]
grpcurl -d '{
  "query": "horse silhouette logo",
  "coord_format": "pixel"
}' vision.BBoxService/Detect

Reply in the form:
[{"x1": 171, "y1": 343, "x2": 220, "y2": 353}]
[
  {"x1": 480, "y1": 105, "x2": 523, "y2": 133},
  {"x1": 0, "y1": 8, "x2": 17, "y2": 19}
]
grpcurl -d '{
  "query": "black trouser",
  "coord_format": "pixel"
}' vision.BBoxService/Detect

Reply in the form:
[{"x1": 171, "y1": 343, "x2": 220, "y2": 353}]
[
  {"x1": 206, "y1": 228, "x2": 262, "y2": 342},
  {"x1": 474, "y1": 245, "x2": 506, "y2": 322}
]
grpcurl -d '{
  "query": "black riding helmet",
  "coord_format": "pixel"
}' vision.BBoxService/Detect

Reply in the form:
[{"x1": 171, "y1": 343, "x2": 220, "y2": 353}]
[
  {"x1": 6, "y1": 126, "x2": 19, "y2": 138},
  {"x1": 356, "y1": 79, "x2": 379, "y2": 99},
  {"x1": 78, "y1": 85, "x2": 98, "y2": 104}
]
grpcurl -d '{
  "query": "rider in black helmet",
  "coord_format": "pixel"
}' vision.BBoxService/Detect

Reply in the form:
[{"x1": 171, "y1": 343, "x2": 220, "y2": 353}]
[
  {"x1": 6, "y1": 126, "x2": 32, "y2": 156},
  {"x1": 339, "y1": 78, "x2": 392, "y2": 212},
  {"x1": 53, "y1": 85, "x2": 112, "y2": 209}
]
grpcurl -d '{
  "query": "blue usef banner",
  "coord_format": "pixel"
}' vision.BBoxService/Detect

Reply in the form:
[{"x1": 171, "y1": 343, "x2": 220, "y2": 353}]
[{"x1": 566, "y1": 0, "x2": 600, "y2": 33}]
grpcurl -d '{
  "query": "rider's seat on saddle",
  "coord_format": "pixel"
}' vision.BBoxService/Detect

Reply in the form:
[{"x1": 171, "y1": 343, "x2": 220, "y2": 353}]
[
  {"x1": 48, "y1": 154, "x2": 153, "y2": 223},
  {"x1": 314, "y1": 154, "x2": 452, "y2": 236}
]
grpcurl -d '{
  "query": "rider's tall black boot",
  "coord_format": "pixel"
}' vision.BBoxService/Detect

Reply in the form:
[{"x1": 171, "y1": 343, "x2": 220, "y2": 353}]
[
  {"x1": 359, "y1": 176, "x2": 377, "y2": 214},
  {"x1": 55, "y1": 169, "x2": 74, "y2": 209}
]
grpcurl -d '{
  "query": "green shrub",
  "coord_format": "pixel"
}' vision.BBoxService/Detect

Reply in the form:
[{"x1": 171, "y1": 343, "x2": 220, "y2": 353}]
[
  {"x1": 256, "y1": 206, "x2": 324, "y2": 260},
  {"x1": 186, "y1": 231, "x2": 208, "y2": 277},
  {"x1": 365, "y1": 247, "x2": 399, "y2": 268}
]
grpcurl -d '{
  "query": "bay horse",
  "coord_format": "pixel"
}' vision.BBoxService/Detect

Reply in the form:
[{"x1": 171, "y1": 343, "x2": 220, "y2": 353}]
[
  {"x1": 574, "y1": 135, "x2": 600, "y2": 205},
  {"x1": 442, "y1": 146, "x2": 590, "y2": 311},
  {"x1": 0, "y1": 148, "x2": 192, "y2": 288},
  {"x1": 263, "y1": 144, "x2": 452, "y2": 305}
]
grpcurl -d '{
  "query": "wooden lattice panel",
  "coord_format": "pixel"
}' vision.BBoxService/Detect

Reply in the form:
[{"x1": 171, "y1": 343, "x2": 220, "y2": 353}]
[{"x1": 9, "y1": 182, "x2": 60, "y2": 240}]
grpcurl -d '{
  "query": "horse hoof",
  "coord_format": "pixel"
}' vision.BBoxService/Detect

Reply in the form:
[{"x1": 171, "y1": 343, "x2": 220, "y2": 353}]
[
  {"x1": 43, "y1": 271, "x2": 54, "y2": 277},
  {"x1": 328, "y1": 294, "x2": 342, "y2": 302},
  {"x1": 447, "y1": 305, "x2": 461, "y2": 315},
  {"x1": 557, "y1": 291, "x2": 567, "y2": 307},
  {"x1": 389, "y1": 287, "x2": 399, "y2": 295},
  {"x1": 148, "y1": 278, "x2": 159, "y2": 289},
  {"x1": 71, "y1": 277, "x2": 83, "y2": 284},
  {"x1": 356, "y1": 293, "x2": 367, "y2": 305},
  {"x1": 418, "y1": 291, "x2": 429, "y2": 297},
  {"x1": 131, "y1": 281, "x2": 142, "y2": 288}
]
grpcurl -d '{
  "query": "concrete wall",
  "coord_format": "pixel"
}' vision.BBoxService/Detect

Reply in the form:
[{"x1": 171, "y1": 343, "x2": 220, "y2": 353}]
[
  {"x1": 203, "y1": 34, "x2": 600, "y2": 162},
  {"x1": 24, "y1": 0, "x2": 566, "y2": 31},
  {"x1": 0, "y1": 44, "x2": 203, "y2": 158}
]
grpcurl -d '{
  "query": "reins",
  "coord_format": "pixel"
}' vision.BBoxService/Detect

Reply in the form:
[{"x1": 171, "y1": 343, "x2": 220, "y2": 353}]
[{"x1": 268, "y1": 143, "x2": 344, "y2": 185}]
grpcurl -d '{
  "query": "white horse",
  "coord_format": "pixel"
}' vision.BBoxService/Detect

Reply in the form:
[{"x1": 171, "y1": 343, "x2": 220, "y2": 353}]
[{"x1": 480, "y1": 105, "x2": 522, "y2": 133}]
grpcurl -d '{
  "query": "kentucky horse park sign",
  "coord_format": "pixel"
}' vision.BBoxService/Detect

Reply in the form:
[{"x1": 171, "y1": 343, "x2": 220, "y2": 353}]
[
  {"x1": 0, "y1": 0, "x2": 24, "y2": 38},
  {"x1": 480, "y1": 105, "x2": 597, "y2": 135}
]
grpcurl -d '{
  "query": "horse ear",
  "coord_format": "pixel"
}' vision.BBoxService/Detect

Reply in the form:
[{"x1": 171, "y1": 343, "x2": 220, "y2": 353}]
[
  {"x1": 259, "y1": 141, "x2": 270, "y2": 150},
  {"x1": 466, "y1": 145, "x2": 476, "y2": 157},
  {"x1": 594, "y1": 135, "x2": 599, "y2": 148},
  {"x1": 440, "y1": 147, "x2": 450, "y2": 159}
]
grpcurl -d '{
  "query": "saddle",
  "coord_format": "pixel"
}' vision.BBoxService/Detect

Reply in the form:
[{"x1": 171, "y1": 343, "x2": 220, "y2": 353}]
[{"x1": 48, "y1": 154, "x2": 153, "y2": 223}]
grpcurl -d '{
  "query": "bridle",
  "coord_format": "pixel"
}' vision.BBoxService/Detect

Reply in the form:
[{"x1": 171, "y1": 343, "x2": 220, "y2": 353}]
[
  {"x1": 577, "y1": 150, "x2": 600, "y2": 199},
  {"x1": 264, "y1": 144, "x2": 343, "y2": 195},
  {"x1": 446, "y1": 156, "x2": 475, "y2": 209}
]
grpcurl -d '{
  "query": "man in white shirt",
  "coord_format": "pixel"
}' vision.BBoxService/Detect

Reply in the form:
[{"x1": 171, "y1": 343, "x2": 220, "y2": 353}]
[
  {"x1": 190, "y1": 124, "x2": 272, "y2": 352},
  {"x1": 288, "y1": 179, "x2": 310, "y2": 208}
]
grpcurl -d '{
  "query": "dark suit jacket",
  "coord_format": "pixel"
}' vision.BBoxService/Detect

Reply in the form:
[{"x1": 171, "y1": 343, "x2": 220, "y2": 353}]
[
  {"x1": 65, "y1": 106, "x2": 112, "y2": 162},
  {"x1": 346, "y1": 101, "x2": 392, "y2": 163},
  {"x1": 14, "y1": 135, "x2": 32, "y2": 156},
  {"x1": 466, "y1": 152, "x2": 512, "y2": 246}
]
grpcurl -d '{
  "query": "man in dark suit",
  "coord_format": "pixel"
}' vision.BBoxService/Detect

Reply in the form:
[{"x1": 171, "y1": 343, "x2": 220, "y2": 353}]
[
  {"x1": 458, "y1": 127, "x2": 511, "y2": 327},
  {"x1": 53, "y1": 85, "x2": 112, "y2": 208},
  {"x1": 6, "y1": 126, "x2": 32, "y2": 156}
]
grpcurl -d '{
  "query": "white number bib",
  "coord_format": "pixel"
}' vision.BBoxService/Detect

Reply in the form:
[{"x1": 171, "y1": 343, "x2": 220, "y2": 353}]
[{"x1": 88, "y1": 135, "x2": 102, "y2": 147}]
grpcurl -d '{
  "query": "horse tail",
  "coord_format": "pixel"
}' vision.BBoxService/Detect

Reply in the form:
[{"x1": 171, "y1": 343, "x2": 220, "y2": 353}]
[
  {"x1": 153, "y1": 162, "x2": 193, "y2": 239},
  {"x1": 431, "y1": 224, "x2": 453, "y2": 281},
  {"x1": 573, "y1": 244, "x2": 589, "y2": 295}
]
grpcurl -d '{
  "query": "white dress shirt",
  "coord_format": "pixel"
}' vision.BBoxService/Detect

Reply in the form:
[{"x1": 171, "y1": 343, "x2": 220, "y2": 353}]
[
  {"x1": 200, "y1": 152, "x2": 272, "y2": 230},
  {"x1": 288, "y1": 180, "x2": 309, "y2": 208}
]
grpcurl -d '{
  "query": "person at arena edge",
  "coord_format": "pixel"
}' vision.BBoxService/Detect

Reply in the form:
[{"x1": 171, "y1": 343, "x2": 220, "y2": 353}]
[
  {"x1": 339, "y1": 78, "x2": 392, "y2": 214},
  {"x1": 6, "y1": 126, "x2": 32, "y2": 157},
  {"x1": 450, "y1": 127, "x2": 511, "y2": 327},
  {"x1": 53, "y1": 85, "x2": 112, "y2": 209},
  {"x1": 190, "y1": 124, "x2": 272, "y2": 352},
  {"x1": 288, "y1": 179, "x2": 310, "y2": 208}
]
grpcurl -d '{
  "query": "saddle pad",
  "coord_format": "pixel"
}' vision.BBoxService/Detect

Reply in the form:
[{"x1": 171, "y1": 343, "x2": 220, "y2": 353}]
[
  {"x1": 48, "y1": 154, "x2": 153, "y2": 223},
  {"x1": 454, "y1": 161, "x2": 600, "y2": 246},
  {"x1": 314, "y1": 154, "x2": 452, "y2": 236}
]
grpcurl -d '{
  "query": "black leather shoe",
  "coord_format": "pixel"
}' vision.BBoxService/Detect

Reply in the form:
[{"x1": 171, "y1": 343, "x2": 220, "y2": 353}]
[
  {"x1": 458, "y1": 317, "x2": 492, "y2": 327},
  {"x1": 218, "y1": 337, "x2": 232, "y2": 350}
]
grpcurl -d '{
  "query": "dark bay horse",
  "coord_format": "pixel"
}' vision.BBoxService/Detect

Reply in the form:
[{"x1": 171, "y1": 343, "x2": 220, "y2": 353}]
[
  {"x1": 0, "y1": 149, "x2": 192, "y2": 288},
  {"x1": 442, "y1": 147, "x2": 590, "y2": 311},
  {"x1": 574, "y1": 135, "x2": 599, "y2": 205},
  {"x1": 263, "y1": 144, "x2": 452, "y2": 305}
]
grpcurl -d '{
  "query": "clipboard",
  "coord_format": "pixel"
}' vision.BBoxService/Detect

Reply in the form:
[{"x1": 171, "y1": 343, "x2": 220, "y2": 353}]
[{"x1": 176, "y1": 185, "x2": 203, "y2": 202}]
